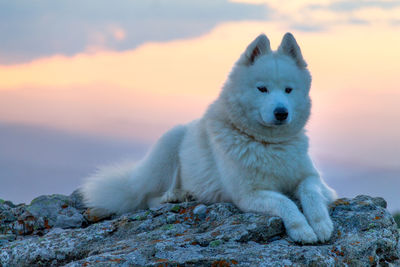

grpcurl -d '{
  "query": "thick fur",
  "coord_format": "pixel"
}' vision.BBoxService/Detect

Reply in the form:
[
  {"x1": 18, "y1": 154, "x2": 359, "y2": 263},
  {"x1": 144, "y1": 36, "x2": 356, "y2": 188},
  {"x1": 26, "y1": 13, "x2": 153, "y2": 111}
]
[{"x1": 82, "y1": 33, "x2": 337, "y2": 244}]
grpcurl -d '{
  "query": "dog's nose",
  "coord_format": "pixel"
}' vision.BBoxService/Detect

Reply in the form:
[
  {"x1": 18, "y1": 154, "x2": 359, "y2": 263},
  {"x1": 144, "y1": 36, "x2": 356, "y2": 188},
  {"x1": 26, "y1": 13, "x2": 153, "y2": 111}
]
[{"x1": 274, "y1": 107, "x2": 288, "y2": 121}]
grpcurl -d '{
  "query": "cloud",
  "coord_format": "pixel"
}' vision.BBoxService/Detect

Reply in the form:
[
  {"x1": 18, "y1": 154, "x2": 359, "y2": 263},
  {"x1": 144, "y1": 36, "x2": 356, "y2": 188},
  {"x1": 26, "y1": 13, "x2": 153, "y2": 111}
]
[
  {"x1": 309, "y1": 0, "x2": 400, "y2": 12},
  {"x1": 233, "y1": 0, "x2": 400, "y2": 32},
  {"x1": 0, "y1": 0, "x2": 268, "y2": 64},
  {"x1": 300, "y1": 0, "x2": 400, "y2": 29}
]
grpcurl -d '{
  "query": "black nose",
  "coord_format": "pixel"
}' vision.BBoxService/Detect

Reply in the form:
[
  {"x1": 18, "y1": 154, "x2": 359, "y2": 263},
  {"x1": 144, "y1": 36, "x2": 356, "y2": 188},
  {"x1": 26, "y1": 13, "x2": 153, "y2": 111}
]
[{"x1": 274, "y1": 107, "x2": 288, "y2": 121}]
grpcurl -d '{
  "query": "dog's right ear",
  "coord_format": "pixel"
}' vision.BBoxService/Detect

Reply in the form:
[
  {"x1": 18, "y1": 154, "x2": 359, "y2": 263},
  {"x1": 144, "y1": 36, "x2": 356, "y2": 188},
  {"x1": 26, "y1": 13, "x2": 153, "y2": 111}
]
[{"x1": 238, "y1": 34, "x2": 271, "y2": 65}]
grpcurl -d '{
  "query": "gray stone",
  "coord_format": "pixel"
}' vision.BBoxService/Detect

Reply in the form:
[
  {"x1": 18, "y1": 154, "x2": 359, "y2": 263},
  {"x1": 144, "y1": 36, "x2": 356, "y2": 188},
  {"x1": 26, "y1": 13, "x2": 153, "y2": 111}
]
[
  {"x1": 54, "y1": 213, "x2": 84, "y2": 229},
  {"x1": 27, "y1": 194, "x2": 75, "y2": 225},
  {"x1": 0, "y1": 193, "x2": 86, "y2": 237},
  {"x1": 0, "y1": 194, "x2": 399, "y2": 266},
  {"x1": 0, "y1": 234, "x2": 16, "y2": 245},
  {"x1": 69, "y1": 189, "x2": 87, "y2": 211},
  {"x1": 193, "y1": 204, "x2": 208, "y2": 219}
]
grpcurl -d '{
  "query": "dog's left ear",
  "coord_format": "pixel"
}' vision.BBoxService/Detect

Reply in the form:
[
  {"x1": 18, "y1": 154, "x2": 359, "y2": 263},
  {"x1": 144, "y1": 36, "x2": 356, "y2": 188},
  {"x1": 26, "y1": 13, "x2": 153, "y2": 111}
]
[
  {"x1": 278, "y1": 33, "x2": 307, "y2": 68},
  {"x1": 239, "y1": 34, "x2": 271, "y2": 65}
]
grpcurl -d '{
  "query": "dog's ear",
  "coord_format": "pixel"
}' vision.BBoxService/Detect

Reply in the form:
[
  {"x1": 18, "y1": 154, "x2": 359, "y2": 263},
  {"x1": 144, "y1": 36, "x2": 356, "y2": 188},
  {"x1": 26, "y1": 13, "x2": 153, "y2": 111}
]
[
  {"x1": 278, "y1": 33, "x2": 307, "y2": 68},
  {"x1": 239, "y1": 34, "x2": 271, "y2": 65}
]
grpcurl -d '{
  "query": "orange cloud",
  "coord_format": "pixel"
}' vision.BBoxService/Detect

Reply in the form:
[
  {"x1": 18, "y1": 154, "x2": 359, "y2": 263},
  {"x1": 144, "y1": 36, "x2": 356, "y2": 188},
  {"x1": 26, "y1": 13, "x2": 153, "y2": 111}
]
[{"x1": 1, "y1": 21, "x2": 399, "y2": 93}]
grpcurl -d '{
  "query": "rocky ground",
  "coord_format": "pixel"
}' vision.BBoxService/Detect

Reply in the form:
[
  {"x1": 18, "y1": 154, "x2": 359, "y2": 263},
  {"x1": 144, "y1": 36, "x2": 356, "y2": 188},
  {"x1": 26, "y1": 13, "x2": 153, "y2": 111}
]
[{"x1": 0, "y1": 192, "x2": 399, "y2": 266}]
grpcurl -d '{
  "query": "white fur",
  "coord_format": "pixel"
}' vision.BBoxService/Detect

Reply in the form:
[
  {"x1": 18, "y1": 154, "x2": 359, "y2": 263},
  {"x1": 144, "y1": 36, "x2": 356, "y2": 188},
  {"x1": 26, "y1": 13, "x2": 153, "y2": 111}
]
[{"x1": 81, "y1": 33, "x2": 337, "y2": 244}]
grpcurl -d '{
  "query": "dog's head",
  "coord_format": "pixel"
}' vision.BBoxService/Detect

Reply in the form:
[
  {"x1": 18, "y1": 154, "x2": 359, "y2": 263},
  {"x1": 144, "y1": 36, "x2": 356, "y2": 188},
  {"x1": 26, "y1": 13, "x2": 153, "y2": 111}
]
[{"x1": 220, "y1": 33, "x2": 312, "y2": 141}]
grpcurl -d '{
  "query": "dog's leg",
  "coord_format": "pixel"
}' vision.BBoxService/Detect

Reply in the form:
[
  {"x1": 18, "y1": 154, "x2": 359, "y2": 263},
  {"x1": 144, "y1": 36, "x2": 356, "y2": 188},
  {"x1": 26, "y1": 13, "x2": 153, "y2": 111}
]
[
  {"x1": 159, "y1": 166, "x2": 192, "y2": 204},
  {"x1": 296, "y1": 175, "x2": 335, "y2": 242},
  {"x1": 234, "y1": 190, "x2": 318, "y2": 244}
]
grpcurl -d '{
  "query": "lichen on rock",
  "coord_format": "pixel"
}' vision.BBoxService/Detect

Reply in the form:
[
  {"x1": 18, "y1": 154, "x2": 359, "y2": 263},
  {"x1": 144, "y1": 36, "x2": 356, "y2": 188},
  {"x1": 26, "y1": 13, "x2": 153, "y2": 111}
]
[{"x1": 0, "y1": 193, "x2": 399, "y2": 266}]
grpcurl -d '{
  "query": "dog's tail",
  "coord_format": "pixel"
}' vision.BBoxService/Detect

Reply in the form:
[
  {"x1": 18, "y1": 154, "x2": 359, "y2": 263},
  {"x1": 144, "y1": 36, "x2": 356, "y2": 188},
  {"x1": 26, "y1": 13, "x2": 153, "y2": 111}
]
[{"x1": 81, "y1": 125, "x2": 187, "y2": 217}]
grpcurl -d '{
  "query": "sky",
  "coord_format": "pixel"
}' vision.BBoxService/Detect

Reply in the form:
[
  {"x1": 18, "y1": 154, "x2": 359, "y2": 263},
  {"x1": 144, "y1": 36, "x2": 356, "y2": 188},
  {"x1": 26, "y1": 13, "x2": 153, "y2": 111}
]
[{"x1": 0, "y1": 0, "x2": 400, "y2": 210}]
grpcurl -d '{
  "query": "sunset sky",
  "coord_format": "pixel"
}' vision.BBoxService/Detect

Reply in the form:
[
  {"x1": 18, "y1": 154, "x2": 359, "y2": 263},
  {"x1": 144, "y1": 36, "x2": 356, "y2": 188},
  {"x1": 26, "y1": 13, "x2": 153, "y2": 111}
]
[{"x1": 1, "y1": 0, "x2": 399, "y2": 209}]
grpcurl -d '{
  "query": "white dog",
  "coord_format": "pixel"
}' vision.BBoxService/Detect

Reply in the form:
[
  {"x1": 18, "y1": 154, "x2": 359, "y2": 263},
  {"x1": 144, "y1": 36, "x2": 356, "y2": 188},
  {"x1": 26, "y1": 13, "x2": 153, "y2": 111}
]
[{"x1": 82, "y1": 33, "x2": 337, "y2": 244}]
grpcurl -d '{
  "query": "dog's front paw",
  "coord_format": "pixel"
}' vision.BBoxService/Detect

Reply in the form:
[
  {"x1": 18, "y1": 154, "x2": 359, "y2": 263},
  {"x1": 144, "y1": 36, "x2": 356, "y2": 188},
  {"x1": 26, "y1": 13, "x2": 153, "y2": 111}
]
[
  {"x1": 309, "y1": 216, "x2": 334, "y2": 242},
  {"x1": 286, "y1": 221, "x2": 318, "y2": 244}
]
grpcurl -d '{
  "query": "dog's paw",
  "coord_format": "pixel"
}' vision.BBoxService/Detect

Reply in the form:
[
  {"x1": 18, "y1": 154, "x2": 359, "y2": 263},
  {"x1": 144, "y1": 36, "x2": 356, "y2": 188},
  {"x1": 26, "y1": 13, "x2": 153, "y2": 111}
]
[
  {"x1": 309, "y1": 216, "x2": 334, "y2": 242},
  {"x1": 160, "y1": 190, "x2": 192, "y2": 203},
  {"x1": 286, "y1": 222, "x2": 318, "y2": 244},
  {"x1": 160, "y1": 191, "x2": 180, "y2": 203}
]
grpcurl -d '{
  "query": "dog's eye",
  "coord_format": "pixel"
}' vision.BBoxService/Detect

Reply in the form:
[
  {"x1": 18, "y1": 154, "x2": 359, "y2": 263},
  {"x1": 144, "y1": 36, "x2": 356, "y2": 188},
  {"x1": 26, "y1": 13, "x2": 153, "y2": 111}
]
[
  {"x1": 257, "y1": 86, "x2": 268, "y2": 93},
  {"x1": 285, "y1": 87, "x2": 293, "y2": 94}
]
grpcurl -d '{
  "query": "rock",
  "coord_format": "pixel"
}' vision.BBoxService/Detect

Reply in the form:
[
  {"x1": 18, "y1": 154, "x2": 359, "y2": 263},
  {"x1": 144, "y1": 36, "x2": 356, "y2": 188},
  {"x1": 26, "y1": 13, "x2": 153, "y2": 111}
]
[
  {"x1": 27, "y1": 194, "x2": 85, "y2": 228},
  {"x1": 193, "y1": 204, "x2": 208, "y2": 219},
  {"x1": 0, "y1": 234, "x2": 16, "y2": 245},
  {"x1": 0, "y1": 194, "x2": 399, "y2": 266},
  {"x1": 0, "y1": 193, "x2": 86, "y2": 237}
]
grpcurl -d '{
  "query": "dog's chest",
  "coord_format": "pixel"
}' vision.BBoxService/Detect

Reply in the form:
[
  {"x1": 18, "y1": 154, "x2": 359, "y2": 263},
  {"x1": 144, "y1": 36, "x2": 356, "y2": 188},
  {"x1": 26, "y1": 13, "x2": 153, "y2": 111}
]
[{"x1": 229, "y1": 141, "x2": 307, "y2": 192}]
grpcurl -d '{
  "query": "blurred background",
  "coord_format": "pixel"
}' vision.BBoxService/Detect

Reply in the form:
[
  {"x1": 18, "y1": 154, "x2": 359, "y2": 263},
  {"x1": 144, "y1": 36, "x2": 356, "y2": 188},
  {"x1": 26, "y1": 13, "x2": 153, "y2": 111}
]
[{"x1": 0, "y1": 0, "x2": 399, "y2": 211}]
